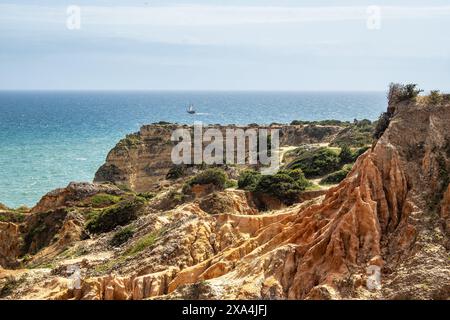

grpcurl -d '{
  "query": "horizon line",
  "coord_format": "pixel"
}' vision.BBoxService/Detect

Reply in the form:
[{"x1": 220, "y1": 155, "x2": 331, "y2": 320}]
[{"x1": 0, "y1": 89, "x2": 387, "y2": 93}]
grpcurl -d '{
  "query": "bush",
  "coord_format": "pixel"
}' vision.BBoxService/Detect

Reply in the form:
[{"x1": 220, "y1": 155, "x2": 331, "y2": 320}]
[
  {"x1": 183, "y1": 168, "x2": 227, "y2": 192},
  {"x1": 117, "y1": 133, "x2": 141, "y2": 148},
  {"x1": 353, "y1": 146, "x2": 370, "y2": 160},
  {"x1": 237, "y1": 170, "x2": 262, "y2": 190},
  {"x1": 116, "y1": 184, "x2": 132, "y2": 192},
  {"x1": 238, "y1": 169, "x2": 310, "y2": 205},
  {"x1": 124, "y1": 229, "x2": 162, "y2": 256},
  {"x1": 0, "y1": 212, "x2": 25, "y2": 223},
  {"x1": 224, "y1": 179, "x2": 238, "y2": 189},
  {"x1": 355, "y1": 119, "x2": 372, "y2": 127},
  {"x1": 428, "y1": 90, "x2": 443, "y2": 105},
  {"x1": 388, "y1": 83, "x2": 423, "y2": 104},
  {"x1": 85, "y1": 198, "x2": 145, "y2": 234},
  {"x1": 277, "y1": 169, "x2": 311, "y2": 189},
  {"x1": 90, "y1": 193, "x2": 121, "y2": 207},
  {"x1": 254, "y1": 173, "x2": 306, "y2": 205},
  {"x1": 286, "y1": 147, "x2": 341, "y2": 178},
  {"x1": 339, "y1": 145, "x2": 354, "y2": 164},
  {"x1": 137, "y1": 192, "x2": 155, "y2": 201},
  {"x1": 330, "y1": 121, "x2": 375, "y2": 148},
  {"x1": 109, "y1": 226, "x2": 134, "y2": 247},
  {"x1": 373, "y1": 112, "x2": 391, "y2": 140},
  {"x1": 320, "y1": 164, "x2": 353, "y2": 185},
  {"x1": 166, "y1": 165, "x2": 185, "y2": 180}
]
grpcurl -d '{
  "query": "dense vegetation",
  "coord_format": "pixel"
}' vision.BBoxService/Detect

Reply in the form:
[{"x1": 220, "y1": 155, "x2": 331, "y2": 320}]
[
  {"x1": 85, "y1": 197, "x2": 145, "y2": 234},
  {"x1": 286, "y1": 147, "x2": 341, "y2": 178},
  {"x1": 373, "y1": 112, "x2": 391, "y2": 140},
  {"x1": 124, "y1": 229, "x2": 164, "y2": 256},
  {"x1": 330, "y1": 119, "x2": 374, "y2": 148},
  {"x1": 166, "y1": 165, "x2": 185, "y2": 180},
  {"x1": 116, "y1": 133, "x2": 141, "y2": 148},
  {"x1": 427, "y1": 90, "x2": 444, "y2": 105},
  {"x1": 89, "y1": 193, "x2": 122, "y2": 207},
  {"x1": 0, "y1": 211, "x2": 26, "y2": 223},
  {"x1": 238, "y1": 169, "x2": 311, "y2": 205},
  {"x1": 183, "y1": 168, "x2": 228, "y2": 193},
  {"x1": 109, "y1": 225, "x2": 135, "y2": 247},
  {"x1": 290, "y1": 119, "x2": 350, "y2": 126},
  {"x1": 284, "y1": 145, "x2": 368, "y2": 186},
  {"x1": 387, "y1": 83, "x2": 423, "y2": 104},
  {"x1": 320, "y1": 164, "x2": 353, "y2": 185},
  {"x1": 237, "y1": 170, "x2": 262, "y2": 190}
]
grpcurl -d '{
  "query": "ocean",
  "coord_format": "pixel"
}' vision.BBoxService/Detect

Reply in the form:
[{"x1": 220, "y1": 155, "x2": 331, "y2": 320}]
[{"x1": 0, "y1": 91, "x2": 386, "y2": 208}]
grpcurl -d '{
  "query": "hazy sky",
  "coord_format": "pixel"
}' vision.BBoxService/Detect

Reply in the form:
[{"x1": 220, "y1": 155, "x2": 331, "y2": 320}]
[{"x1": 1, "y1": 0, "x2": 449, "y2": 91}]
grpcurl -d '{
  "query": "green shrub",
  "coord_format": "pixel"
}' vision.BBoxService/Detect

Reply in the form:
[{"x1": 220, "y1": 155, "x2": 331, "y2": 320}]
[
  {"x1": 237, "y1": 170, "x2": 262, "y2": 190},
  {"x1": 238, "y1": 169, "x2": 310, "y2": 204},
  {"x1": 183, "y1": 168, "x2": 227, "y2": 192},
  {"x1": 154, "y1": 121, "x2": 172, "y2": 125},
  {"x1": 373, "y1": 112, "x2": 391, "y2": 140},
  {"x1": 428, "y1": 90, "x2": 443, "y2": 105},
  {"x1": 0, "y1": 212, "x2": 25, "y2": 223},
  {"x1": 0, "y1": 277, "x2": 25, "y2": 298},
  {"x1": 339, "y1": 145, "x2": 354, "y2": 164},
  {"x1": 110, "y1": 226, "x2": 134, "y2": 247},
  {"x1": 90, "y1": 193, "x2": 121, "y2": 207},
  {"x1": 277, "y1": 169, "x2": 311, "y2": 189},
  {"x1": 353, "y1": 146, "x2": 370, "y2": 160},
  {"x1": 117, "y1": 133, "x2": 141, "y2": 148},
  {"x1": 254, "y1": 173, "x2": 306, "y2": 205},
  {"x1": 137, "y1": 192, "x2": 156, "y2": 201},
  {"x1": 166, "y1": 165, "x2": 185, "y2": 180},
  {"x1": 224, "y1": 179, "x2": 238, "y2": 189},
  {"x1": 320, "y1": 164, "x2": 353, "y2": 185},
  {"x1": 125, "y1": 230, "x2": 162, "y2": 256},
  {"x1": 169, "y1": 191, "x2": 186, "y2": 203},
  {"x1": 116, "y1": 184, "x2": 132, "y2": 192},
  {"x1": 85, "y1": 198, "x2": 145, "y2": 234},
  {"x1": 388, "y1": 83, "x2": 423, "y2": 104},
  {"x1": 355, "y1": 119, "x2": 372, "y2": 127},
  {"x1": 286, "y1": 147, "x2": 341, "y2": 178},
  {"x1": 331, "y1": 120, "x2": 374, "y2": 148}
]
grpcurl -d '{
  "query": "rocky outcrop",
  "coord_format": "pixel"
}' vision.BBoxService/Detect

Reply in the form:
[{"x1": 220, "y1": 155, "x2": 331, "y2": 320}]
[
  {"x1": 198, "y1": 190, "x2": 258, "y2": 215},
  {"x1": 94, "y1": 124, "x2": 342, "y2": 192},
  {"x1": 0, "y1": 222, "x2": 21, "y2": 268},
  {"x1": 31, "y1": 182, "x2": 123, "y2": 214}
]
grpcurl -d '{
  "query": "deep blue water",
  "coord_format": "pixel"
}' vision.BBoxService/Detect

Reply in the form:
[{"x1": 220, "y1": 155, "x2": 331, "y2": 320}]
[{"x1": 0, "y1": 91, "x2": 386, "y2": 207}]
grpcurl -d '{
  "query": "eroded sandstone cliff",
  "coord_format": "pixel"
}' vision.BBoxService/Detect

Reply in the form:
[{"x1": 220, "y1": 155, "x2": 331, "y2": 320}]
[
  {"x1": 1, "y1": 99, "x2": 449, "y2": 300},
  {"x1": 93, "y1": 124, "x2": 342, "y2": 192}
]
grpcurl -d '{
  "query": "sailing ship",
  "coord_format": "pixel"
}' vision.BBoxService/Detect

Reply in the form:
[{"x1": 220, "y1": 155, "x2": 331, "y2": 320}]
[{"x1": 187, "y1": 103, "x2": 196, "y2": 114}]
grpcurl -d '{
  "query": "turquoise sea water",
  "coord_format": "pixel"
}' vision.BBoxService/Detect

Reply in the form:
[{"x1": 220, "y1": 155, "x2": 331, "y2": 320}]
[{"x1": 0, "y1": 91, "x2": 386, "y2": 207}]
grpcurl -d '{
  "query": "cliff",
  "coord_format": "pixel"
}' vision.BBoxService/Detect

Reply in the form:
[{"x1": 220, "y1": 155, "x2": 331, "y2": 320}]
[
  {"x1": 94, "y1": 124, "x2": 342, "y2": 192},
  {"x1": 1, "y1": 98, "x2": 449, "y2": 300}
]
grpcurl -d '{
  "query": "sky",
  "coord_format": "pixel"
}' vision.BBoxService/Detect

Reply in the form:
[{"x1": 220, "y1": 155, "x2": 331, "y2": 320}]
[{"x1": 0, "y1": 0, "x2": 449, "y2": 91}]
